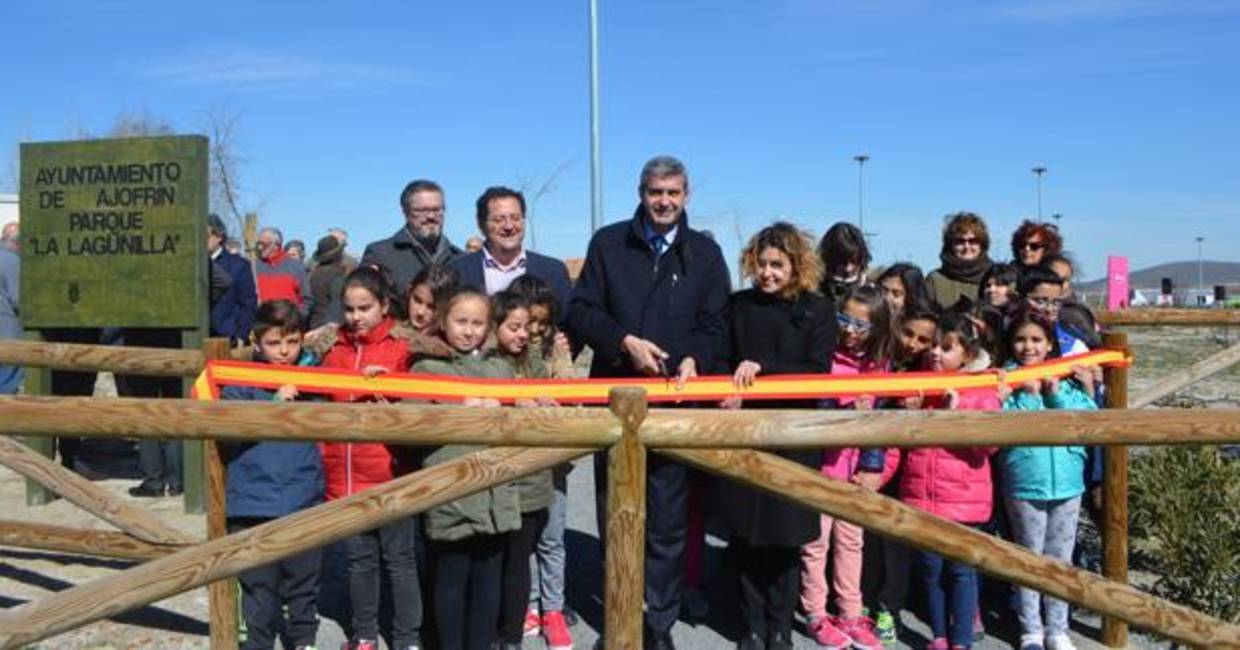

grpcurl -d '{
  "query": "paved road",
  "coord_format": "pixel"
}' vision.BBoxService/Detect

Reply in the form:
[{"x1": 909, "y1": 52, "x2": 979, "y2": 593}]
[{"x1": 318, "y1": 455, "x2": 1125, "y2": 649}]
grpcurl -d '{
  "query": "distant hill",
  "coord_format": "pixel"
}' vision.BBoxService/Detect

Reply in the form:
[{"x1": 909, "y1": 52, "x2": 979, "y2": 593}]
[{"x1": 1079, "y1": 260, "x2": 1240, "y2": 292}]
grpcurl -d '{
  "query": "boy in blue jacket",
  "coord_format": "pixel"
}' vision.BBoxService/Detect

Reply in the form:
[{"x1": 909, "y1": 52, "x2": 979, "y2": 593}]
[{"x1": 221, "y1": 299, "x2": 326, "y2": 650}]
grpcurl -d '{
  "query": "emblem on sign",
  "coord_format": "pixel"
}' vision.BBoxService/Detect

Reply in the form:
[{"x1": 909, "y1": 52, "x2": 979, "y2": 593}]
[{"x1": 68, "y1": 282, "x2": 80, "y2": 304}]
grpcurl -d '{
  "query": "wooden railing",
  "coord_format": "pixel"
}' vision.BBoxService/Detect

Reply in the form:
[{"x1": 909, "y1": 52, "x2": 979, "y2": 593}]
[{"x1": 1, "y1": 309, "x2": 1239, "y2": 649}]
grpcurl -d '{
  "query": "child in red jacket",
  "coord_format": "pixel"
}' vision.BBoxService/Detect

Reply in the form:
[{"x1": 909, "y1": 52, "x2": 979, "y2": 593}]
[
  {"x1": 894, "y1": 313, "x2": 998, "y2": 650},
  {"x1": 320, "y1": 265, "x2": 421, "y2": 650}
]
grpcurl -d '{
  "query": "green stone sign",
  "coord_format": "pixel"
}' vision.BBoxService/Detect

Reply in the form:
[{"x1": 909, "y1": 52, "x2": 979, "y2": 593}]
[{"x1": 19, "y1": 135, "x2": 208, "y2": 328}]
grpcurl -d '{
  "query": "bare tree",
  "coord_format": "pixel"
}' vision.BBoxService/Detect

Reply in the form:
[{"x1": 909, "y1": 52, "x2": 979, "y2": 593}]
[
  {"x1": 205, "y1": 105, "x2": 251, "y2": 240},
  {"x1": 515, "y1": 158, "x2": 575, "y2": 251},
  {"x1": 105, "y1": 110, "x2": 174, "y2": 137}
]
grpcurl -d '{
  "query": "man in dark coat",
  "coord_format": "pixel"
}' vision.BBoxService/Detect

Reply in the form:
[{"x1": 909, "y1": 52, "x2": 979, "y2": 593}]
[
  {"x1": 208, "y1": 214, "x2": 258, "y2": 345},
  {"x1": 360, "y1": 179, "x2": 464, "y2": 297},
  {"x1": 450, "y1": 186, "x2": 572, "y2": 325},
  {"x1": 569, "y1": 156, "x2": 729, "y2": 650}
]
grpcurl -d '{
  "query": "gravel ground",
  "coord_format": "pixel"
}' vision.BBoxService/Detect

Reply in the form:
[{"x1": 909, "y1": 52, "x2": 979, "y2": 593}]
[{"x1": 7, "y1": 326, "x2": 1234, "y2": 649}]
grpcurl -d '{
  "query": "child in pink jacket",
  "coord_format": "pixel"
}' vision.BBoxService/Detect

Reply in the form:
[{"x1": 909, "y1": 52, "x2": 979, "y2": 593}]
[
  {"x1": 801, "y1": 284, "x2": 892, "y2": 650},
  {"x1": 894, "y1": 313, "x2": 998, "y2": 650}
]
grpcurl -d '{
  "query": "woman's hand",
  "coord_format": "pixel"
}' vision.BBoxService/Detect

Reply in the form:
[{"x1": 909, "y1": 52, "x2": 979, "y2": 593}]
[
  {"x1": 721, "y1": 395, "x2": 743, "y2": 410},
  {"x1": 732, "y1": 360, "x2": 761, "y2": 389},
  {"x1": 1071, "y1": 364, "x2": 1095, "y2": 396}
]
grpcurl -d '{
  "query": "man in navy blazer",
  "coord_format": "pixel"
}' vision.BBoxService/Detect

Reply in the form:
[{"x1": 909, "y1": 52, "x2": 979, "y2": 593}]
[
  {"x1": 207, "y1": 214, "x2": 258, "y2": 345},
  {"x1": 449, "y1": 186, "x2": 572, "y2": 323}
]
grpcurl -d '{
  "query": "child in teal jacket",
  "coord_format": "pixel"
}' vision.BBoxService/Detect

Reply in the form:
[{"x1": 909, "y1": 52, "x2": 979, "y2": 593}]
[{"x1": 1000, "y1": 309, "x2": 1099, "y2": 650}]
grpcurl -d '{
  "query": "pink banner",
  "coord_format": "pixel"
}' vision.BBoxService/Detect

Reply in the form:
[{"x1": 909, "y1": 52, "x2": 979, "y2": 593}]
[{"x1": 1106, "y1": 255, "x2": 1129, "y2": 311}]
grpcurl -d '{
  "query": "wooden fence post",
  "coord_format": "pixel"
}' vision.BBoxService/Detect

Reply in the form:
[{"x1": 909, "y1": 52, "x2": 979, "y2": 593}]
[
  {"x1": 202, "y1": 338, "x2": 237, "y2": 650},
  {"x1": 605, "y1": 387, "x2": 648, "y2": 650},
  {"x1": 1101, "y1": 331, "x2": 1129, "y2": 648},
  {"x1": 21, "y1": 330, "x2": 55, "y2": 505}
]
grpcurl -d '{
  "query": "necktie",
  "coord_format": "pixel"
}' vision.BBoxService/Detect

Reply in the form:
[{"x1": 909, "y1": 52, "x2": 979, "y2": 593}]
[{"x1": 649, "y1": 234, "x2": 667, "y2": 256}]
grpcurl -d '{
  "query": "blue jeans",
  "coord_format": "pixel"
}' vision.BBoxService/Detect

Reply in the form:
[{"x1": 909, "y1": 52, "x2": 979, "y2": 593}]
[
  {"x1": 530, "y1": 472, "x2": 568, "y2": 611},
  {"x1": 919, "y1": 545, "x2": 978, "y2": 647}
]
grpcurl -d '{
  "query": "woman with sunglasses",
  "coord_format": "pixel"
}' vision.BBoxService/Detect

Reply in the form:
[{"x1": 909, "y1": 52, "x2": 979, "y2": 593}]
[
  {"x1": 1010, "y1": 220, "x2": 1064, "y2": 274},
  {"x1": 926, "y1": 212, "x2": 995, "y2": 310}
]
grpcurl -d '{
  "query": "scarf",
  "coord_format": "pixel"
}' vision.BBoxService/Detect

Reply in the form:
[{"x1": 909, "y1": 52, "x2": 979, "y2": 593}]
[{"x1": 938, "y1": 250, "x2": 993, "y2": 284}]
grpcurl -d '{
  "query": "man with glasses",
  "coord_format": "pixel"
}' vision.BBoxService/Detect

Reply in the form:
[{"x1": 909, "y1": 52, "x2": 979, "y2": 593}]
[
  {"x1": 361, "y1": 179, "x2": 465, "y2": 296},
  {"x1": 451, "y1": 186, "x2": 571, "y2": 313},
  {"x1": 1018, "y1": 266, "x2": 1088, "y2": 355}
]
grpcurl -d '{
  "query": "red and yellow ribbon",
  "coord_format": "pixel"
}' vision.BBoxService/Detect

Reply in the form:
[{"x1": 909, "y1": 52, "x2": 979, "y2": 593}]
[{"x1": 193, "y1": 349, "x2": 1128, "y2": 404}]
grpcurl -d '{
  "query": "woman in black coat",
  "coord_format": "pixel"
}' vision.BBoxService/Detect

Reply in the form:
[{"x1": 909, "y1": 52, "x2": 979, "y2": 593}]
[{"x1": 716, "y1": 221, "x2": 836, "y2": 650}]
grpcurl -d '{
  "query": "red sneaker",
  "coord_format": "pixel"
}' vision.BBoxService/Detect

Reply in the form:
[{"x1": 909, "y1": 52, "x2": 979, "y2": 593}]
[
  {"x1": 542, "y1": 610, "x2": 574, "y2": 650},
  {"x1": 808, "y1": 616, "x2": 852, "y2": 649},
  {"x1": 835, "y1": 615, "x2": 884, "y2": 650},
  {"x1": 523, "y1": 608, "x2": 541, "y2": 637}
]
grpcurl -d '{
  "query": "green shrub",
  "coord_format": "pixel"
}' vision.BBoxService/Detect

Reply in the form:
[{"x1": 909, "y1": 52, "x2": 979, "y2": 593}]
[{"x1": 1129, "y1": 445, "x2": 1240, "y2": 623}]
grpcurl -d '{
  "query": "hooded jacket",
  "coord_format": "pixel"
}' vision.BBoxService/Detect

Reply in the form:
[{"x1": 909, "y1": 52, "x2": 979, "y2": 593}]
[
  {"x1": 1001, "y1": 371, "x2": 1097, "y2": 500},
  {"x1": 319, "y1": 317, "x2": 410, "y2": 499},
  {"x1": 412, "y1": 351, "x2": 522, "y2": 541},
  {"x1": 220, "y1": 384, "x2": 326, "y2": 518},
  {"x1": 892, "y1": 388, "x2": 1000, "y2": 523}
]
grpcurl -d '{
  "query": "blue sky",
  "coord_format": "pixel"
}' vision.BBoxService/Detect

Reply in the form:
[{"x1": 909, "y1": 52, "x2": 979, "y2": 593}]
[{"x1": 3, "y1": 0, "x2": 1237, "y2": 280}]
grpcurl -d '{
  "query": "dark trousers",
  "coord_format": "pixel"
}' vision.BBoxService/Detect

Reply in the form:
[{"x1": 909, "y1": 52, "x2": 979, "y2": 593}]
[
  {"x1": 433, "y1": 533, "x2": 506, "y2": 650},
  {"x1": 594, "y1": 450, "x2": 690, "y2": 639},
  {"x1": 228, "y1": 517, "x2": 322, "y2": 649},
  {"x1": 346, "y1": 518, "x2": 422, "y2": 646},
  {"x1": 43, "y1": 328, "x2": 102, "y2": 470},
  {"x1": 116, "y1": 328, "x2": 184, "y2": 490},
  {"x1": 919, "y1": 548, "x2": 978, "y2": 647},
  {"x1": 499, "y1": 509, "x2": 549, "y2": 643},
  {"x1": 733, "y1": 541, "x2": 800, "y2": 642},
  {"x1": 862, "y1": 533, "x2": 912, "y2": 615}
]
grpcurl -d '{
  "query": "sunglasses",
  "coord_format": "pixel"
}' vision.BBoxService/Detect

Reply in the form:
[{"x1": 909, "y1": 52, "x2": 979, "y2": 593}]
[
  {"x1": 1021, "y1": 241, "x2": 1046, "y2": 252},
  {"x1": 953, "y1": 236, "x2": 981, "y2": 246},
  {"x1": 836, "y1": 312, "x2": 873, "y2": 333}
]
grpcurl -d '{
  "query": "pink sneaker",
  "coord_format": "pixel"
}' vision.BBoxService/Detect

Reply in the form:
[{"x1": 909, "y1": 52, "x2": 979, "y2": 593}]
[
  {"x1": 926, "y1": 638, "x2": 949, "y2": 650},
  {"x1": 523, "y1": 608, "x2": 541, "y2": 636},
  {"x1": 835, "y1": 615, "x2": 884, "y2": 650},
  {"x1": 808, "y1": 616, "x2": 852, "y2": 649},
  {"x1": 541, "y1": 610, "x2": 574, "y2": 650}
]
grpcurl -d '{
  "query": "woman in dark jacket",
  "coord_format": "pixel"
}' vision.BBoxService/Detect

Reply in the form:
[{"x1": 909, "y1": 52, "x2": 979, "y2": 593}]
[{"x1": 716, "y1": 222, "x2": 836, "y2": 650}]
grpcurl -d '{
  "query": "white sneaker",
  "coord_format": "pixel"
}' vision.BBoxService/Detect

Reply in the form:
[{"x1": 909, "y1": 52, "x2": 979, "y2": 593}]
[
  {"x1": 1019, "y1": 633, "x2": 1045, "y2": 650},
  {"x1": 1045, "y1": 634, "x2": 1078, "y2": 650}
]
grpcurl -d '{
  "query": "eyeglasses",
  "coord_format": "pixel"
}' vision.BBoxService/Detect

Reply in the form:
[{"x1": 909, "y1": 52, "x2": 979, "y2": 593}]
[
  {"x1": 1021, "y1": 241, "x2": 1046, "y2": 252},
  {"x1": 409, "y1": 207, "x2": 444, "y2": 216},
  {"x1": 836, "y1": 312, "x2": 873, "y2": 333},
  {"x1": 953, "y1": 236, "x2": 981, "y2": 246},
  {"x1": 486, "y1": 214, "x2": 525, "y2": 227},
  {"x1": 1028, "y1": 296, "x2": 1065, "y2": 309}
]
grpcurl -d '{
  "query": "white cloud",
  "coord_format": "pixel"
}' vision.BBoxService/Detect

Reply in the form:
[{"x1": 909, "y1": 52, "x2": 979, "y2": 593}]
[{"x1": 141, "y1": 51, "x2": 412, "y2": 94}]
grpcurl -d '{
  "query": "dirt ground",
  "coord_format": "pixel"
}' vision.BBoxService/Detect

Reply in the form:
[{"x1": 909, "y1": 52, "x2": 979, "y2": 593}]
[{"x1": 2, "y1": 326, "x2": 1236, "y2": 649}]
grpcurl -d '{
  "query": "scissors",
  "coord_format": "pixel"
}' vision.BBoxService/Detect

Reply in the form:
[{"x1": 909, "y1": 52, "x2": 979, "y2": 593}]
[{"x1": 655, "y1": 357, "x2": 678, "y2": 392}]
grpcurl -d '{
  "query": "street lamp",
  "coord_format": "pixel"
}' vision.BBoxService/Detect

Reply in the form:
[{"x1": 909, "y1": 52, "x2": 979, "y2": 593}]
[
  {"x1": 1196, "y1": 236, "x2": 1205, "y2": 304},
  {"x1": 1031, "y1": 166, "x2": 1048, "y2": 221},
  {"x1": 1052, "y1": 213, "x2": 1062, "y2": 230},
  {"x1": 854, "y1": 154, "x2": 869, "y2": 232},
  {"x1": 588, "y1": 0, "x2": 602, "y2": 233}
]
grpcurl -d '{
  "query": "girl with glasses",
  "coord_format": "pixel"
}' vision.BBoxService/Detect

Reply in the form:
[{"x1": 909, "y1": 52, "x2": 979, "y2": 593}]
[{"x1": 799, "y1": 283, "x2": 892, "y2": 650}]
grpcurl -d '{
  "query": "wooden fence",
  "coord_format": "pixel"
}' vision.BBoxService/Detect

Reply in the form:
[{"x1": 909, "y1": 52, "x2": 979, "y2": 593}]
[{"x1": 1, "y1": 309, "x2": 1239, "y2": 648}]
